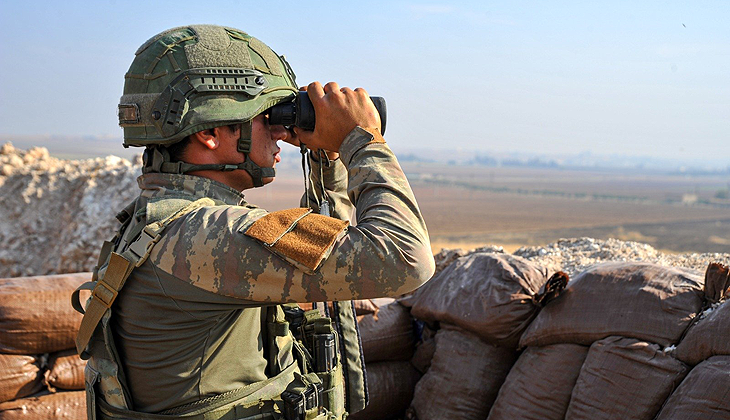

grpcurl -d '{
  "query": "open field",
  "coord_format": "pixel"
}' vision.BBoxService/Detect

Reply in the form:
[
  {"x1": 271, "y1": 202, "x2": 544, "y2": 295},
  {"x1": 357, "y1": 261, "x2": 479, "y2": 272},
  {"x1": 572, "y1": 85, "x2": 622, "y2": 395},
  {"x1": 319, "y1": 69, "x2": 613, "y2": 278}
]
[
  {"x1": 246, "y1": 163, "x2": 730, "y2": 254},
  {"x1": 9, "y1": 138, "x2": 723, "y2": 255}
]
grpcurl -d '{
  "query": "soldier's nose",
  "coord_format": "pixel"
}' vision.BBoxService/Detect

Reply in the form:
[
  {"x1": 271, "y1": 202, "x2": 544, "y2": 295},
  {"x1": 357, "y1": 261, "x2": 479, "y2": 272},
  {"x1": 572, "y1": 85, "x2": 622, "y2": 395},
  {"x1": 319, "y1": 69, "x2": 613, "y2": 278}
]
[{"x1": 270, "y1": 125, "x2": 289, "y2": 142}]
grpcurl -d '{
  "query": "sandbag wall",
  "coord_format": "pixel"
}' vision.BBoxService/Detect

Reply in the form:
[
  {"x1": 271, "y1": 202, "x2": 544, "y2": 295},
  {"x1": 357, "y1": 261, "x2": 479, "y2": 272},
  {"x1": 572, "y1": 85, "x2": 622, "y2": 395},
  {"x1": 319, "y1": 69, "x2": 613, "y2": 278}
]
[
  {"x1": 404, "y1": 253, "x2": 557, "y2": 420},
  {"x1": 402, "y1": 256, "x2": 730, "y2": 420},
  {"x1": 487, "y1": 261, "x2": 730, "y2": 420},
  {"x1": 2, "y1": 261, "x2": 728, "y2": 420},
  {"x1": 486, "y1": 262, "x2": 703, "y2": 420},
  {"x1": 0, "y1": 273, "x2": 89, "y2": 419}
]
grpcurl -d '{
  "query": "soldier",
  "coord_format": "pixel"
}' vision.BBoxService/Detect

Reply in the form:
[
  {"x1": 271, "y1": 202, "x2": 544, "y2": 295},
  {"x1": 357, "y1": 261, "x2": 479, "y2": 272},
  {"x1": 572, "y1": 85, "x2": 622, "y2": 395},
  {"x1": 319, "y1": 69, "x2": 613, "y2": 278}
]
[{"x1": 73, "y1": 25, "x2": 434, "y2": 420}]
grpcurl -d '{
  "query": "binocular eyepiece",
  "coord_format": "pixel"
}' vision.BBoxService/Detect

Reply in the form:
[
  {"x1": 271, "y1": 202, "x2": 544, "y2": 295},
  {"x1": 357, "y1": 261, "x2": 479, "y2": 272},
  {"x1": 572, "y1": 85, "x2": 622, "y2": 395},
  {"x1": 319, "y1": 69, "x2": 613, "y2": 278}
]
[{"x1": 268, "y1": 92, "x2": 387, "y2": 135}]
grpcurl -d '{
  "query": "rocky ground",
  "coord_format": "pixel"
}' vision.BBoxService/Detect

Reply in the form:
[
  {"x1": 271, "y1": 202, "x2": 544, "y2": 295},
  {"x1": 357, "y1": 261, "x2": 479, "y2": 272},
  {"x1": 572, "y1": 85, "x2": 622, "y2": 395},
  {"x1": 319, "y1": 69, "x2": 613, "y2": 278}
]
[
  {"x1": 0, "y1": 143, "x2": 140, "y2": 277},
  {"x1": 434, "y1": 238, "x2": 730, "y2": 279},
  {"x1": 1, "y1": 142, "x2": 728, "y2": 278}
]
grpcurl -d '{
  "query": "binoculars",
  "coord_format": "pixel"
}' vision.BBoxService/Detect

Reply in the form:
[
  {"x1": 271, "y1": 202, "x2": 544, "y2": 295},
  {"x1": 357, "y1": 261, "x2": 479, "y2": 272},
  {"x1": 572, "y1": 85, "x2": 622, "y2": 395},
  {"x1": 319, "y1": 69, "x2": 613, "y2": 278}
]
[{"x1": 268, "y1": 91, "x2": 387, "y2": 135}]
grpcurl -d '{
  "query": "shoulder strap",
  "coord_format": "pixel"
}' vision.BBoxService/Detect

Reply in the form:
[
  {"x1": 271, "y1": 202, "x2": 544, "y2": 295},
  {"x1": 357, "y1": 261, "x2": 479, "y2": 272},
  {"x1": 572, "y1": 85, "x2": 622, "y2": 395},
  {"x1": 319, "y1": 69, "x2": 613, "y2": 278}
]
[{"x1": 75, "y1": 197, "x2": 217, "y2": 356}]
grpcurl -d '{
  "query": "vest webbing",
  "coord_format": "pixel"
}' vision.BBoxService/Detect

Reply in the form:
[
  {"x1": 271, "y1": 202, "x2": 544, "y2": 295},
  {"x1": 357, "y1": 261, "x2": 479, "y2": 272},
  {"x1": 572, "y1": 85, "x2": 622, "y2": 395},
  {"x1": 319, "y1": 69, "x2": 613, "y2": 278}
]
[
  {"x1": 95, "y1": 362, "x2": 300, "y2": 420},
  {"x1": 73, "y1": 194, "x2": 361, "y2": 419},
  {"x1": 74, "y1": 197, "x2": 217, "y2": 355}
]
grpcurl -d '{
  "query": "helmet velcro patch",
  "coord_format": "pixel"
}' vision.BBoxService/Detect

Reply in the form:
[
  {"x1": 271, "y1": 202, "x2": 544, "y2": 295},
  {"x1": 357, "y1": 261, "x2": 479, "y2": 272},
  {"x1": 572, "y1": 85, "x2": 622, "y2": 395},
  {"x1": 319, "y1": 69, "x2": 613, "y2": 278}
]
[
  {"x1": 118, "y1": 94, "x2": 159, "y2": 127},
  {"x1": 185, "y1": 26, "x2": 252, "y2": 69},
  {"x1": 245, "y1": 208, "x2": 348, "y2": 271},
  {"x1": 118, "y1": 104, "x2": 139, "y2": 125},
  {"x1": 248, "y1": 37, "x2": 284, "y2": 76},
  {"x1": 189, "y1": 25, "x2": 231, "y2": 51}
]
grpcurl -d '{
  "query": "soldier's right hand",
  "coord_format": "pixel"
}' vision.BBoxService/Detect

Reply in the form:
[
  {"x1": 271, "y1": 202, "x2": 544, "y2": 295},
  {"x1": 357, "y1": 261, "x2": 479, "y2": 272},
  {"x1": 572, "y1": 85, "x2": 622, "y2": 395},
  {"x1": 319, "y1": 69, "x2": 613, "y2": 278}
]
[{"x1": 294, "y1": 81, "x2": 381, "y2": 153}]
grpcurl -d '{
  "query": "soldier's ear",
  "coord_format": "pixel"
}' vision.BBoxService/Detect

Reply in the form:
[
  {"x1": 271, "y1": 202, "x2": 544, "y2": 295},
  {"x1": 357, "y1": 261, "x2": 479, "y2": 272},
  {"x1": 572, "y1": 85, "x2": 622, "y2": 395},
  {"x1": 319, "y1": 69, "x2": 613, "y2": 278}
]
[{"x1": 191, "y1": 129, "x2": 219, "y2": 150}]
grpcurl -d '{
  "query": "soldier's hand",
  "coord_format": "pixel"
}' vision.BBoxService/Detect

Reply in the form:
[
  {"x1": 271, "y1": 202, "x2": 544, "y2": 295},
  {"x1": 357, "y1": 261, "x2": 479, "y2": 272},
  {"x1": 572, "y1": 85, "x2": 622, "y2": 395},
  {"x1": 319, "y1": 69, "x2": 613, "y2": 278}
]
[
  {"x1": 282, "y1": 85, "x2": 339, "y2": 161},
  {"x1": 294, "y1": 81, "x2": 381, "y2": 153}
]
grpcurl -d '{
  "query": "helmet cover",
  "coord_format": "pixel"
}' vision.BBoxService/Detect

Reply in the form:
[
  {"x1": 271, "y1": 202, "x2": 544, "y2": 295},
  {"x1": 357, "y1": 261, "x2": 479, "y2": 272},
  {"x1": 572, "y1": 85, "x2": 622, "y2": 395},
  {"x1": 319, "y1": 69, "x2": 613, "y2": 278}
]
[{"x1": 119, "y1": 25, "x2": 298, "y2": 147}]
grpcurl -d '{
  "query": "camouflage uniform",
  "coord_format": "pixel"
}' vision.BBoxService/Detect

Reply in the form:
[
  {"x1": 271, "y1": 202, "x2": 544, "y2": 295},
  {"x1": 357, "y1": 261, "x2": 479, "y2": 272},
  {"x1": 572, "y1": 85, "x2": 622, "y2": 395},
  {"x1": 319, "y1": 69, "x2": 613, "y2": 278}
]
[
  {"x1": 111, "y1": 126, "x2": 434, "y2": 412},
  {"x1": 74, "y1": 24, "x2": 434, "y2": 418}
]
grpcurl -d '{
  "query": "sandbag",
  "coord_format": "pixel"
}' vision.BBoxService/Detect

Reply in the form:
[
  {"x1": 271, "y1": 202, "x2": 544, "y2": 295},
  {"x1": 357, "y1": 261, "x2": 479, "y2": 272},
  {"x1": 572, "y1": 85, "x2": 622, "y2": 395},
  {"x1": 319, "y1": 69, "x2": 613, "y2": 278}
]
[
  {"x1": 410, "y1": 253, "x2": 548, "y2": 347},
  {"x1": 0, "y1": 273, "x2": 91, "y2": 354},
  {"x1": 348, "y1": 361, "x2": 420, "y2": 420},
  {"x1": 0, "y1": 355, "x2": 43, "y2": 404},
  {"x1": 0, "y1": 391, "x2": 85, "y2": 419},
  {"x1": 488, "y1": 344, "x2": 589, "y2": 420},
  {"x1": 410, "y1": 325, "x2": 517, "y2": 420},
  {"x1": 410, "y1": 335, "x2": 436, "y2": 375},
  {"x1": 565, "y1": 336, "x2": 688, "y2": 420},
  {"x1": 676, "y1": 299, "x2": 730, "y2": 366},
  {"x1": 655, "y1": 355, "x2": 730, "y2": 420},
  {"x1": 43, "y1": 350, "x2": 85, "y2": 391},
  {"x1": 358, "y1": 302, "x2": 415, "y2": 363},
  {"x1": 521, "y1": 262, "x2": 703, "y2": 348},
  {"x1": 675, "y1": 264, "x2": 730, "y2": 366}
]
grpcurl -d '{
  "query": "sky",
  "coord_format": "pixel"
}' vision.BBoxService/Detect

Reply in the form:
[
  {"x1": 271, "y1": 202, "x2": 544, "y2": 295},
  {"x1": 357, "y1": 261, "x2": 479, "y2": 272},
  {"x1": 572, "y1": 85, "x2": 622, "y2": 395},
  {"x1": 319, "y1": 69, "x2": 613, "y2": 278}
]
[{"x1": 0, "y1": 0, "x2": 728, "y2": 163}]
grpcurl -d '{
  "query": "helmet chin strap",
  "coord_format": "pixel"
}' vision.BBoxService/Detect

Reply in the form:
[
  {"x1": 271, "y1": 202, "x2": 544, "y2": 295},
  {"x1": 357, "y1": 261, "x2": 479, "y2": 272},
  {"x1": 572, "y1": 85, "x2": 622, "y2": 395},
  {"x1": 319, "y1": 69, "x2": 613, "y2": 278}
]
[
  {"x1": 143, "y1": 122, "x2": 276, "y2": 188},
  {"x1": 235, "y1": 122, "x2": 275, "y2": 188}
]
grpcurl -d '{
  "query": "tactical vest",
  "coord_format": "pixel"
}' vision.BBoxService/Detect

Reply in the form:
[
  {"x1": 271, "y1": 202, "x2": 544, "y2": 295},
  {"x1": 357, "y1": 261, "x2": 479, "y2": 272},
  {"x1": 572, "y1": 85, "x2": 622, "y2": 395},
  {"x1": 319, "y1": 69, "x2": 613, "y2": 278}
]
[{"x1": 72, "y1": 197, "x2": 368, "y2": 420}]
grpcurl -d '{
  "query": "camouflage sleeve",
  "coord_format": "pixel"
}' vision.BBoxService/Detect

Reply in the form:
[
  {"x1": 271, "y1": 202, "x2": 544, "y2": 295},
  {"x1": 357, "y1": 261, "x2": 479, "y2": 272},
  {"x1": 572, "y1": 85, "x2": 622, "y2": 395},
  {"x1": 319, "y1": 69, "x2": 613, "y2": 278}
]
[
  {"x1": 299, "y1": 152, "x2": 354, "y2": 223},
  {"x1": 149, "y1": 127, "x2": 435, "y2": 302}
]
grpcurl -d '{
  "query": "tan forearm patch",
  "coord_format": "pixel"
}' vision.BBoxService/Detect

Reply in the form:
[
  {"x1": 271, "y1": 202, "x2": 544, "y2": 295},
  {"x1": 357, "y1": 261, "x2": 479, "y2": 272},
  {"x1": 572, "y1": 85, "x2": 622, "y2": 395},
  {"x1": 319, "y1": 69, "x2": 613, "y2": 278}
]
[
  {"x1": 245, "y1": 208, "x2": 311, "y2": 246},
  {"x1": 245, "y1": 208, "x2": 348, "y2": 271}
]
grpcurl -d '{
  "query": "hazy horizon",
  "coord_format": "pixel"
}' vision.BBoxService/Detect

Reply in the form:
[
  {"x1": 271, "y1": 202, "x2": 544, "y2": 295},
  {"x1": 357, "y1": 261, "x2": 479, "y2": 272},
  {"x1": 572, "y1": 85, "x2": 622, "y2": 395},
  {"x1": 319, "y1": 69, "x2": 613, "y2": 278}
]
[
  {"x1": 1, "y1": 1, "x2": 728, "y2": 163},
  {"x1": 2, "y1": 133, "x2": 728, "y2": 173}
]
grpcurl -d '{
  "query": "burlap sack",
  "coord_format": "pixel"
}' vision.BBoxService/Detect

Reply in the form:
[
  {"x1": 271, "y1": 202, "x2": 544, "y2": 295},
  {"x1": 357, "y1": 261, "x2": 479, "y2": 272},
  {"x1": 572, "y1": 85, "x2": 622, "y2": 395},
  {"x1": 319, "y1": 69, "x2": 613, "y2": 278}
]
[
  {"x1": 43, "y1": 350, "x2": 86, "y2": 391},
  {"x1": 655, "y1": 355, "x2": 730, "y2": 420},
  {"x1": 348, "y1": 361, "x2": 420, "y2": 420},
  {"x1": 410, "y1": 335, "x2": 436, "y2": 374},
  {"x1": 675, "y1": 264, "x2": 730, "y2": 366},
  {"x1": 521, "y1": 262, "x2": 703, "y2": 348},
  {"x1": 410, "y1": 253, "x2": 548, "y2": 348},
  {"x1": 0, "y1": 355, "x2": 43, "y2": 404},
  {"x1": 0, "y1": 273, "x2": 91, "y2": 354},
  {"x1": 565, "y1": 336, "x2": 688, "y2": 420},
  {"x1": 487, "y1": 344, "x2": 589, "y2": 420},
  {"x1": 0, "y1": 391, "x2": 85, "y2": 419},
  {"x1": 675, "y1": 299, "x2": 730, "y2": 366},
  {"x1": 358, "y1": 302, "x2": 415, "y2": 363},
  {"x1": 410, "y1": 325, "x2": 517, "y2": 420}
]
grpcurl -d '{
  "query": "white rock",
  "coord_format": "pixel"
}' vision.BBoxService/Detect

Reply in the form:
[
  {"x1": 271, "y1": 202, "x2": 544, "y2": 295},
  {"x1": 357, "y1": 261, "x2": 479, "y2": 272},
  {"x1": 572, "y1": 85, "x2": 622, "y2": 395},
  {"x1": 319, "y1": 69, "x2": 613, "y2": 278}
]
[
  {"x1": 0, "y1": 143, "x2": 141, "y2": 277},
  {"x1": 0, "y1": 142, "x2": 17, "y2": 155}
]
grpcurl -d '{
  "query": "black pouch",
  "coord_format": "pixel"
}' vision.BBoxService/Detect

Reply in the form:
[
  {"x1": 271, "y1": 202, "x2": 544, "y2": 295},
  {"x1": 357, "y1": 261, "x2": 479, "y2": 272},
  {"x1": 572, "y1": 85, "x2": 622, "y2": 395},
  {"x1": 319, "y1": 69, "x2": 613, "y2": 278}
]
[
  {"x1": 282, "y1": 372, "x2": 326, "y2": 420},
  {"x1": 283, "y1": 304, "x2": 346, "y2": 418}
]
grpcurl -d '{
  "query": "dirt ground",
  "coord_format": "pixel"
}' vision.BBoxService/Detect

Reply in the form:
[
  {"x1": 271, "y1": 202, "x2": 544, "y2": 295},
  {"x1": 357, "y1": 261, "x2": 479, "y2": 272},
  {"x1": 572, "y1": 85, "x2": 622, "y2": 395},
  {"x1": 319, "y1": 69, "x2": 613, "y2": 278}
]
[{"x1": 246, "y1": 163, "x2": 730, "y2": 254}]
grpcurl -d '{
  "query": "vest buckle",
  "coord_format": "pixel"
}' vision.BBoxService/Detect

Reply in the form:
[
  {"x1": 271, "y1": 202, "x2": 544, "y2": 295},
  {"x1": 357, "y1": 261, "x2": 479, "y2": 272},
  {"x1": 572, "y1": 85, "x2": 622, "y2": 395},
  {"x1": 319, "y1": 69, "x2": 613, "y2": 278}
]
[{"x1": 92, "y1": 281, "x2": 118, "y2": 309}]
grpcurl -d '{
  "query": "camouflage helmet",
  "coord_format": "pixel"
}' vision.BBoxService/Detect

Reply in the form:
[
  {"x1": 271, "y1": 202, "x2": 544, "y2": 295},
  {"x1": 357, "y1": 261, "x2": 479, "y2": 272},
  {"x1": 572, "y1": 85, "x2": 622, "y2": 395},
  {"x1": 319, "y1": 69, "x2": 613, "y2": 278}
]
[{"x1": 118, "y1": 25, "x2": 298, "y2": 148}]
